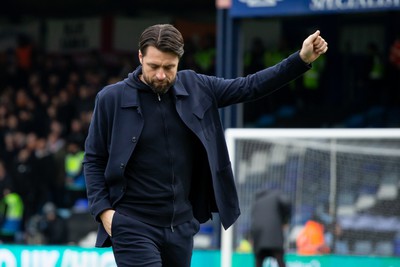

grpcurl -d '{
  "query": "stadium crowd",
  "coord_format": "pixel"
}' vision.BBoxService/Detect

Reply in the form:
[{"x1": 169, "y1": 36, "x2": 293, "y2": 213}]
[
  {"x1": 0, "y1": 35, "x2": 133, "y2": 243},
  {"x1": 0, "y1": 33, "x2": 217, "y2": 245}
]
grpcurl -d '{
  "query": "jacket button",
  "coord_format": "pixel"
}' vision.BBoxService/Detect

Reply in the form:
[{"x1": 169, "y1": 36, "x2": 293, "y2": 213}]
[
  {"x1": 131, "y1": 137, "x2": 137, "y2": 143},
  {"x1": 120, "y1": 163, "x2": 125, "y2": 169}
]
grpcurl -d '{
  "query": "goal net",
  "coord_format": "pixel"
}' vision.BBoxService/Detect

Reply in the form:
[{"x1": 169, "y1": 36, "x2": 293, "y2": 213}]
[{"x1": 221, "y1": 128, "x2": 400, "y2": 267}]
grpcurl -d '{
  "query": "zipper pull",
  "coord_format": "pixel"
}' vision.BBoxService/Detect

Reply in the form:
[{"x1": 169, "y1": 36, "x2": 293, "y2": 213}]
[{"x1": 157, "y1": 94, "x2": 161, "y2": 101}]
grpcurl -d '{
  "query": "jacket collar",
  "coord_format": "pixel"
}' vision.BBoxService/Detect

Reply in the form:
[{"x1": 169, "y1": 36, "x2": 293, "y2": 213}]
[
  {"x1": 121, "y1": 65, "x2": 189, "y2": 108},
  {"x1": 121, "y1": 83, "x2": 140, "y2": 108},
  {"x1": 172, "y1": 77, "x2": 189, "y2": 97}
]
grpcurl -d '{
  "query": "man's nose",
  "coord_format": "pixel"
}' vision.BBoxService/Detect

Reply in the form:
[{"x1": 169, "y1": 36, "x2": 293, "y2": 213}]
[{"x1": 156, "y1": 70, "x2": 166, "y2": 80}]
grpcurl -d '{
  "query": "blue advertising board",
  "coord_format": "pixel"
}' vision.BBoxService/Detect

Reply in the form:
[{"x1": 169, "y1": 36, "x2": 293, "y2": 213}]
[
  {"x1": 230, "y1": 0, "x2": 400, "y2": 18},
  {"x1": 0, "y1": 246, "x2": 400, "y2": 267}
]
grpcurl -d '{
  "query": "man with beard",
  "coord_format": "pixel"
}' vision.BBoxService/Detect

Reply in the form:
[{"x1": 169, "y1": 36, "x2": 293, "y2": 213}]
[{"x1": 83, "y1": 24, "x2": 328, "y2": 267}]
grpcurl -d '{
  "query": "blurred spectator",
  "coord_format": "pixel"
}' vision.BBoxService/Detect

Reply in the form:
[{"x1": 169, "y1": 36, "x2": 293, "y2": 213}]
[
  {"x1": 15, "y1": 34, "x2": 35, "y2": 88},
  {"x1": 250, "y1": 188, "x2": 292, "y2": 267},
  {"x1": 236, "y1": 230, "x2": 253, "y2": 253},
  {"x1": 37, "y1": 202, "x2": 69, "y2": 245},
  {"x1": 33, "y1": 137, "x2": 56, "y2": 210},
  {"x1": 2, "y1": 132, "x2": 19, "y2": 171},
  {"x1": 300, "y1": 53, "x2": 326, "y2": 110},
  {"x1": 56, "y1": 90, "x2": 75, "y2": 134},
  {"x1": 296, "y1": 215, "x2": 331, "y2": 255},
  {"x1": 64, "y1": 139, "x2": 86, "y2": 207},
  {"x1": 47, "y1": 120, "x2": 67, "y2": 208},
  {"x1": 0, "y1": 187, "x2": 24, "y2": 243},
  {"x1": 193, "y1": 33, "x2": 216, "y2": 75},
  {"x1": 67, "y1": 118, "x2": 86, "y2": 149},
  {"x1": 180, "y1": 39, "x2": 202, "y2": 72},
  {"x1": 15, "y1": 34, "x2": 34, "y2": 71},
  {"x1": 325, "y1": 220, "x2": 347, "y2": 254},
  {"x1": 12, "y1": 147, "x2": 38, "y2": 220},
  {"x1": 25, "y1": 214, "x2": 45, "y2": 244},
  {"x1": 73, "y1": 85, "x2": 95, "y2": 118}
]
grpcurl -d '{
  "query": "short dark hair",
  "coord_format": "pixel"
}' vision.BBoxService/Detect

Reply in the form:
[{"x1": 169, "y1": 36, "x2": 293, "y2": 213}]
[{"x1": 139, "y1": 24, "x2": 184, "y2": 58}]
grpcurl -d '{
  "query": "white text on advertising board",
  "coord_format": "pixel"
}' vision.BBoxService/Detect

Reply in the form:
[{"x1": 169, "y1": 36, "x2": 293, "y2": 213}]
[
  {"x1": 0, "y1": 248, "x2": 117, "y2": 267},
  {"x1": 310, "y1": 0, "x2": 400, "y2": 10}
]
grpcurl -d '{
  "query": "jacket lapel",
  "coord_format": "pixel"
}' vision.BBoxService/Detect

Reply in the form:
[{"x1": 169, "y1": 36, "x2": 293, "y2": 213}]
[{"x1": 121, "y1": 83, "x2": 140, "y2": 108}]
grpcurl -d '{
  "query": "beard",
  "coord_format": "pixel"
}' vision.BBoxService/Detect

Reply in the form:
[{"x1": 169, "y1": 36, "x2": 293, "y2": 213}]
[{"x1": 141, "y1": 73, "x2": 175, "y2": 95}]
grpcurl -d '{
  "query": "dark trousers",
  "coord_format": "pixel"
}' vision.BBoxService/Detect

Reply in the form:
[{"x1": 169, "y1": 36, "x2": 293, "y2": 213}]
[
  {"x1": 110, "y1": 212, "x2": 200, "y2": 267},
  {"x1": 255, "y1": 249, "x2": 286, "y2": 267}
]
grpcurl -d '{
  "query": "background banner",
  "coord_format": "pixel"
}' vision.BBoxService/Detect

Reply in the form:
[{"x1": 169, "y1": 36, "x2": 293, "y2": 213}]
[{"x1": 230, "y1": 0, "x2": 400, "y2": 18}]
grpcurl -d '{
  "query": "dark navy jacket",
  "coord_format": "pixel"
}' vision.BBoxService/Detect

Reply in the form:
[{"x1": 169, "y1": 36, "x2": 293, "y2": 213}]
[{"x1": 83, "y1": 51, "x2": 310, "y2": 247}]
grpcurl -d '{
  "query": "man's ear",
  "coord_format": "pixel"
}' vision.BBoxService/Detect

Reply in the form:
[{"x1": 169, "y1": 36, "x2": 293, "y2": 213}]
[{"x1": 138, "y1": 50, "x2": 143, "y2": 65}]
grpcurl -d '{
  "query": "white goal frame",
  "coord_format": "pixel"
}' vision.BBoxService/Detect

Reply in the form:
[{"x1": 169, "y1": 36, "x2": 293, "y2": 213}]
[{"x1": 221, "y1": 128, "x2": 400, "y2": 267}]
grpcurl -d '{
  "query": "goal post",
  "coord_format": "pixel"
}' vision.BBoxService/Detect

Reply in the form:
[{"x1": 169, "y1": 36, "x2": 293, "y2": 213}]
[{"x1": 222, "y1": 128, "x2": 400, "y2": 267}]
